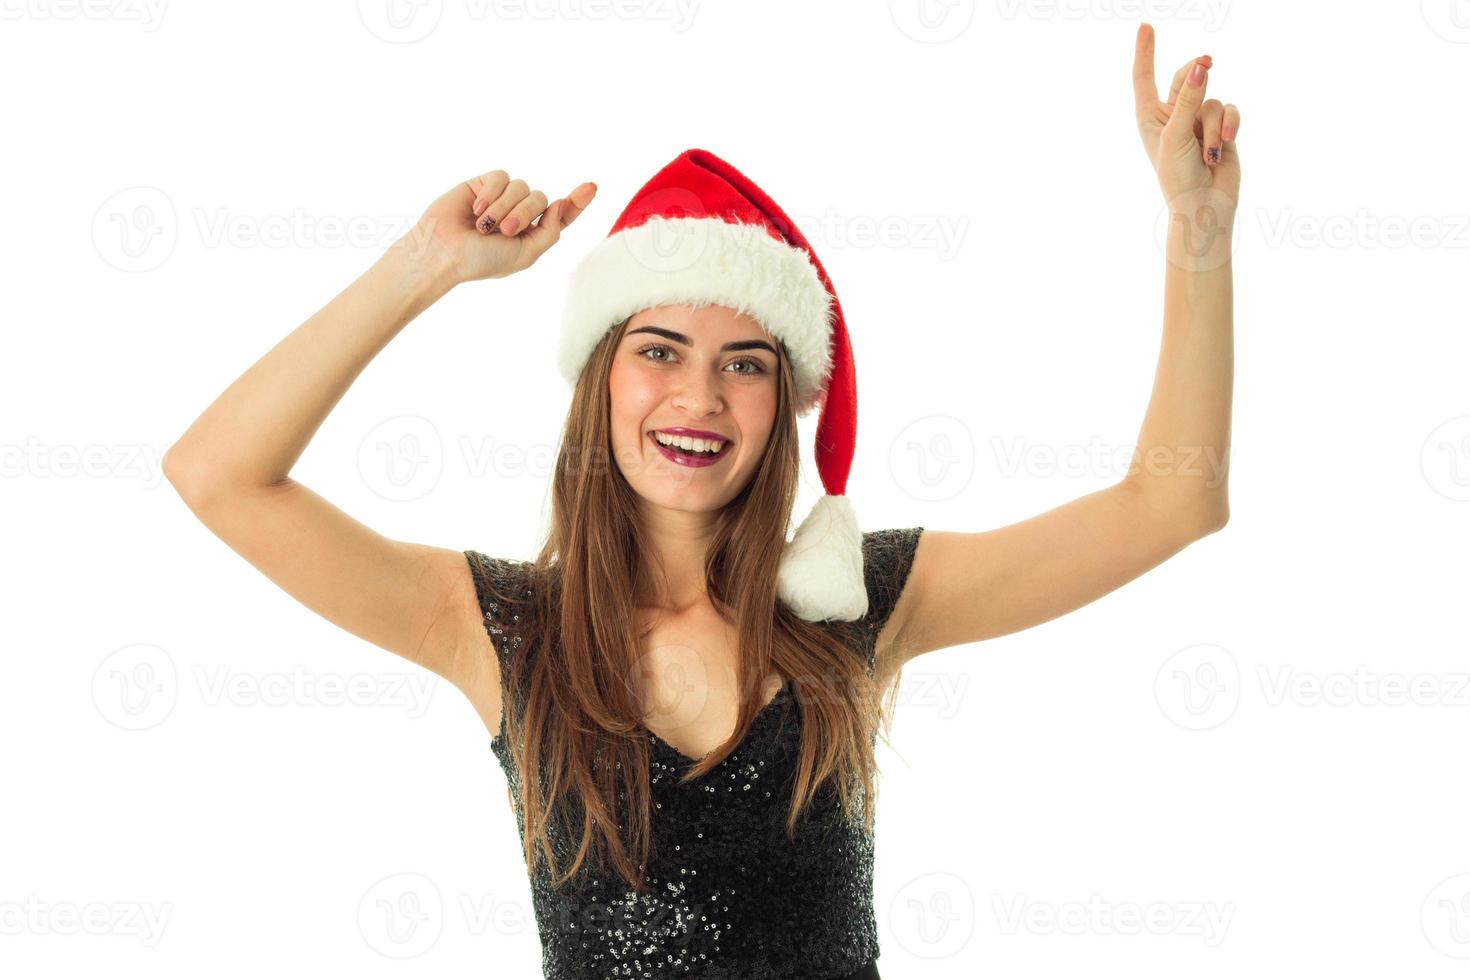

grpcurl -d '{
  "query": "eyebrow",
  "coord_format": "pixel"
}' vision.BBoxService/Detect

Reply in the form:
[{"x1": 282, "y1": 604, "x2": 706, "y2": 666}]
[{"x1": 626, "y1": 325, "x2": 779, "y2": 357}]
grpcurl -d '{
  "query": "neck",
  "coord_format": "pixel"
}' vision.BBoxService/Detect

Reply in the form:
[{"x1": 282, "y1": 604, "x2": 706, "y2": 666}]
[{"x1": 636, "y1": 501, "x2": 721, "y2": 610}]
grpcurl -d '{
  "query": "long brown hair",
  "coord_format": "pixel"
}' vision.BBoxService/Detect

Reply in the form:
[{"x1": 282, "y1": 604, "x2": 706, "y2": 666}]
[{"x1": 490, "y1": 313, "x2": 896, "y2": 893}]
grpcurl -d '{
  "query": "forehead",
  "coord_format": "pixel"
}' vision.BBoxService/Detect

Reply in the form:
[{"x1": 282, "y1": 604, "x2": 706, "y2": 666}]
[{"x1": 624, "y1": 304, "x2": 775, "y2": 343}]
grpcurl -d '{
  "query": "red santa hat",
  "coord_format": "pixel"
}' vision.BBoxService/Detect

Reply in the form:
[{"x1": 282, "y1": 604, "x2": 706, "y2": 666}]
[{"x1": 556, "y1": 147, "x2": 865, "y2": 622}]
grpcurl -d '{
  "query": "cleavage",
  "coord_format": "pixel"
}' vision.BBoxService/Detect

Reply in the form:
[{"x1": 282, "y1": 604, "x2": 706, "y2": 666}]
[{"x1": 636, "y1": 608, "x2": 784, "y2": 762}]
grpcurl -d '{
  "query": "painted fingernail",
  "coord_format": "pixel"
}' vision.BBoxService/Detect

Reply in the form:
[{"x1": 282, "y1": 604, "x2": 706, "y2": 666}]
[
  {"x1": 500, "y1": 216, "x2": 519, "y2": 235},
  {"x1": 473, "y1": 199, "x2": 487, "y2": 217},
  {"x1": 1189, "y1": 62, "x2": 1205, "y2": 85},
  {"x1": 1207, "y1": 144, "x2": 1220, "y2": 164},
  {"x1": 477, "y1": 214, "x2": 496, "y2": 234}
]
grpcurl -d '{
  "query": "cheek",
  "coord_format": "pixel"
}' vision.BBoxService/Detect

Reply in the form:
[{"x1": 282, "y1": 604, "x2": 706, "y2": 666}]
[{"x1": 608, "y1": 362, "x2": 664, "y2": 435}]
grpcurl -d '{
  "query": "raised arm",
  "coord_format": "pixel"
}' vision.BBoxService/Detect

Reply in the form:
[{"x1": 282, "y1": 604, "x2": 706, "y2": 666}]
[
  {"x1": 163, "y1": 170, "x2": 596, "y2": 728},
  {"x1": 877, "y1": 25, "x2": 1239, "y2": 670}
]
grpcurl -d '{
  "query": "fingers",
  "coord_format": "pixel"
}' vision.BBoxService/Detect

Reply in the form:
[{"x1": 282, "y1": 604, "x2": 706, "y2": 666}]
[
  {"x1": 475, "y1": 177, "x2": 531, "y2": 234},
  {"x1": 468, "y1": 170, "x2": 509, "y2": 220},
  {"x1": 556, "y1": 181, "x2": 597, "y2": 230},
  {"x1": 1222, "y1": 103, "x2": 1241, "y2": 142},
  {"x1": 1167, "y1": 54, "x2": 1211, "y2": 107},
  {"x1": 1131, "y1": 23, "x2": 1159, "y2": 114},
  {"x1": 1199, "y1": 99, "x2": 1225, "y2": 164},
  {"x1": 1165, "y1": 57, "x2": 1210, "y2": 145},
  {"x1": 498, "y1": 188, "x2": 550, "y2": 237},
  {"x1": 514, "y1": 182, "x2": 598, "y2": 261}
]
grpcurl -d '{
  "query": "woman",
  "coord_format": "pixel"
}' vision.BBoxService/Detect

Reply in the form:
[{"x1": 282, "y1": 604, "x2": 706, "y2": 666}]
[{"x1": 163, "y1": 25, "x2": 1238, "y2": 979}]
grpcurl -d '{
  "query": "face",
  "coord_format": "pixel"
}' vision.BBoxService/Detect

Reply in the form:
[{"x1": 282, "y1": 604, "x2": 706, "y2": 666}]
[{"x1": 608, "y1": 304, "x2": 781, "y2": 514}]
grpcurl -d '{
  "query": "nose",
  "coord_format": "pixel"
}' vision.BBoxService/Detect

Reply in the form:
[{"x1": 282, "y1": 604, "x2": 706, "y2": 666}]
[{"x1": 670, "y1": 370, "x2": 724, "y2": 419}]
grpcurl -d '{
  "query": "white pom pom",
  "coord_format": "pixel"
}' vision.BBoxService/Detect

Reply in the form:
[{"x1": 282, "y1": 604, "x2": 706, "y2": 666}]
[{"x1": 776, "y1": 494, "x2": 867, "y2": 622}]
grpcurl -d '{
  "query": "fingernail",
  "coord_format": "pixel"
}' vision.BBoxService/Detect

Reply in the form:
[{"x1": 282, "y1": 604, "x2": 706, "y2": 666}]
[
  {"x1": 500, "y1": 216, "x2": 519, "y2": 235},
  {"x1": 473, "y1": 199, "x2": 487, "y2": 217},
  {"x1": 1189, "y1": 62, "x2": 1205, "y2": 86},
  {"x1": 477, "y1": 214, "x2": 496, "y2": 234},
  {"x1": 1207, "y1": 144, "x2": 1220, "y2": 164}
]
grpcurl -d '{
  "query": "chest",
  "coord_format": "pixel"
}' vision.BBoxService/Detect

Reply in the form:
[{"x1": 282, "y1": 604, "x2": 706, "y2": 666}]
[{"x1": 635, "y1": 605, "x2": 785, "y2": 764}]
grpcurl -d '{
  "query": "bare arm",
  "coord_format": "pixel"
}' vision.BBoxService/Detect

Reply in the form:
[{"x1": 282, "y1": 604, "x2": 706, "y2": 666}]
[
  {"x1": 163, "y1": 171, "x2": 596, "y2": 731},
  {"x1": 877, "y1": 27, "x2": 1238, "y2": 670}
]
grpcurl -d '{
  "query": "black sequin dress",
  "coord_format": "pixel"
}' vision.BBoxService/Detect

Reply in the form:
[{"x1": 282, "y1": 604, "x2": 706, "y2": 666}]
[{"x1": 463, "y1": 528, "x2": 924, "y2": 980}]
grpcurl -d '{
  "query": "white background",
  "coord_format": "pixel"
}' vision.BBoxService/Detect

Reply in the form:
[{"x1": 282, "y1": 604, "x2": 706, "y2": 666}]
[{"x1": 4, "y1": 0, "x2": 1469, "y2": 977}]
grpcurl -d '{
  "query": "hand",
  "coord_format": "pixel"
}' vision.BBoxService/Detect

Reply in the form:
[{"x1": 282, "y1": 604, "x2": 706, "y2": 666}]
[
  {"x1": 408, "y1": 169, "x2": 597, "y2": 285},
  {"x1": 1131, "y1": 23, "x2": 1242, "y2": 218}
]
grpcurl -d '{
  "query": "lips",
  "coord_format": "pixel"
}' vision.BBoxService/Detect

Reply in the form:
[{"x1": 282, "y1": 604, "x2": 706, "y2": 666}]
[
  {"x1": 647, "y1": 430, "x2": 732, "y2": 467},
  {"x1": 650, "y1": 427, "x2": 733, "y2": 443}
]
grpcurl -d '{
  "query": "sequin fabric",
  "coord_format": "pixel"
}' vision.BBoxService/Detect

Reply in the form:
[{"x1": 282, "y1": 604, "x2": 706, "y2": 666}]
[{"x1": 463, "y1": 527, "x2": 924, "y2": 980}]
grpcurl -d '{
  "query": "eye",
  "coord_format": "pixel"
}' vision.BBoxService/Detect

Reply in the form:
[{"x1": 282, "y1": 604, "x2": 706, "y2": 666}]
[
  {"x1": 635, "y1": 343, "x2": 675, "y2": 363},
  {"x1": 634, "y1": 344, "x2": 768, "y2": 376}
]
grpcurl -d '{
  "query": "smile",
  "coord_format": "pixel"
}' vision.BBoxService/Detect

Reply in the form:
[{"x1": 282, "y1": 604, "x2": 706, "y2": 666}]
[{"x1": 648, "y1": 430, "x2": 733, "y2": 468}]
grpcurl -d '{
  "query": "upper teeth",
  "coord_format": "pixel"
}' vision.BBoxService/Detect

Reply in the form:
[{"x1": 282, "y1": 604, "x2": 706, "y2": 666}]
[{"x1": 655, "y1": 431, "x2": 725, "y2": 454}]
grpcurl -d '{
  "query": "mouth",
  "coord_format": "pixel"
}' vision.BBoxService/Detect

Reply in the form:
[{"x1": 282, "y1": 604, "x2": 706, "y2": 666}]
[{"x1": 647, "y1": 429, "x2": 733, "y2": 468}]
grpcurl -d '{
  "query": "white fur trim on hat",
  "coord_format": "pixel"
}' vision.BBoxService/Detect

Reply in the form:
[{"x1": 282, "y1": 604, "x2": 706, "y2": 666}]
[
  {"x1": 558, "y1": 216, "x2": 836, "y2": 417},
  {"x1": 776, "y1": 493, "x2": 867, "y2": 622}
]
